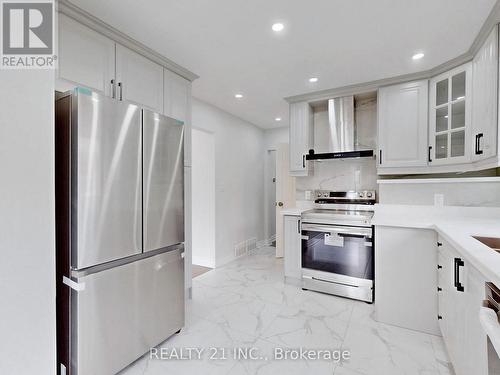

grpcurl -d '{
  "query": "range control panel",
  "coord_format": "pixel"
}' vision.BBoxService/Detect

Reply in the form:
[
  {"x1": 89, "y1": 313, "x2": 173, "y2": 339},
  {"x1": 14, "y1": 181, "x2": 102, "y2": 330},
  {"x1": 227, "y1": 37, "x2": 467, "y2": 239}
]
[{"x1": 314, "y1": 190, "x2": 376, "y2": 204}]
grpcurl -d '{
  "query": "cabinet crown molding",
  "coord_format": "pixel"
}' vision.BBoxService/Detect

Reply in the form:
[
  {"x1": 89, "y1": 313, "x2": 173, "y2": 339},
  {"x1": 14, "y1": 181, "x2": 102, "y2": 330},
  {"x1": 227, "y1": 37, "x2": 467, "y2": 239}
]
[
  {"x1": 57, "y1": 0, "x2": 199, "y2": 82},
  {"x1": 285, "y1": 0, "x2": 500, "y2": 104}
]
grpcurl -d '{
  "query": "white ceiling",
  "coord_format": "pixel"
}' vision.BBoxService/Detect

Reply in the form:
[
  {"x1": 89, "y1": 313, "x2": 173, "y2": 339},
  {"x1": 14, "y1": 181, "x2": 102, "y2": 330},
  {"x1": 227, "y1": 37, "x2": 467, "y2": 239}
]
[{"x1": 70, "y1": 0, "x2": 496, "y2": 129}]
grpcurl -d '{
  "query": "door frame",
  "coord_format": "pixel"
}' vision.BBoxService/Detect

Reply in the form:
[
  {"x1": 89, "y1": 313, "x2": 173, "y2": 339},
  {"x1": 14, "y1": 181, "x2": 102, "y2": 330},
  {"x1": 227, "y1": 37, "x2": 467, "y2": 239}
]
[
  {"x1": 191, "y1": 126, "x2": 216, "y2": 268},
  {"x1": 275, "y1": 143, "x2": 296, "y2": 258}
]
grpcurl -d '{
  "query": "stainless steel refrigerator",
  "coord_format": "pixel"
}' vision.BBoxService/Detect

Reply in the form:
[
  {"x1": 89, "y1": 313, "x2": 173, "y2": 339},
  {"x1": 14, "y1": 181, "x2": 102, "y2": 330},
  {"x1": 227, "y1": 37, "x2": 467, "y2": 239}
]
[{"x1": 55, "y1": 88, "x2": 185, "y2": 375}]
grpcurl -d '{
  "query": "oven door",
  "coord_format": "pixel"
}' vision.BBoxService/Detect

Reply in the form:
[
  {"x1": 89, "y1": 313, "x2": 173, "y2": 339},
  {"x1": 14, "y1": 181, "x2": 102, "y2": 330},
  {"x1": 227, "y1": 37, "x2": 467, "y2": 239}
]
[{"x1": 301, "y1": 223, "x2": 374, "y2": 281}]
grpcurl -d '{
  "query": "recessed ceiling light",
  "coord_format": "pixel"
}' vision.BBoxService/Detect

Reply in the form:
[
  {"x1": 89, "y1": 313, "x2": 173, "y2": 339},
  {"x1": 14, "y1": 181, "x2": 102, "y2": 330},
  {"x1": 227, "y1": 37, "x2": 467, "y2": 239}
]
[
  {"x1": 234, "y1": 94, "x2": 243, "y2": 99},
  {"x1": 275, "y1": 117, "x2": 282, "y2": 122},
  {"x1": 412, "y1": 52, "x2": 425, "y2": 60},
  {"x1": 272, "y1": 23, "x2": 284, "y2": 32},
  {"x1": 309, "y1": 77, "x2": 318, "y2": 83}
]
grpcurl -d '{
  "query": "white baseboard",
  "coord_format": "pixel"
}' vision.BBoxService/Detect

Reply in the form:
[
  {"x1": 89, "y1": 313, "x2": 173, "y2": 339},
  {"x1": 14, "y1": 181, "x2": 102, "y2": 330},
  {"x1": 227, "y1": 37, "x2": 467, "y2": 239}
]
[
  {"x1": 257, "y1": 234, "x2": 276, "y2": 248},
  {"x1": 215, "y1": 253, "x2": 238, "y2": 268},
  {"x1": 216, "y1": 235, "x2": 277, "y2": 268}
]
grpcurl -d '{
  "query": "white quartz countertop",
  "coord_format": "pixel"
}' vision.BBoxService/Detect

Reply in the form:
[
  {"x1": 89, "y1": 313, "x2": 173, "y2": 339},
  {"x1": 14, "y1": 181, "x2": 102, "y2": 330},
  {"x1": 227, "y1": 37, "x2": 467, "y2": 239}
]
[
  {"x1": 280, "y1": 201, "x2": 315, "y2": 216},
  {"x1": 373, "y1": 204, "x2": 500, "y2": 287},
  {"x1": 280, "y1": 207, "x2": 309, "y2": 216}
]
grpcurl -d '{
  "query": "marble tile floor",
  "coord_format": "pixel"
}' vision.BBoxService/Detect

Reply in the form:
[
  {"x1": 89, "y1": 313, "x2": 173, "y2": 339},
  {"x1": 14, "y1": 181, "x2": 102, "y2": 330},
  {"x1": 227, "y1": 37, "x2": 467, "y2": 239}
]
[{"x1": 120, "y1": 246, "x2": 453, "y2": 375}]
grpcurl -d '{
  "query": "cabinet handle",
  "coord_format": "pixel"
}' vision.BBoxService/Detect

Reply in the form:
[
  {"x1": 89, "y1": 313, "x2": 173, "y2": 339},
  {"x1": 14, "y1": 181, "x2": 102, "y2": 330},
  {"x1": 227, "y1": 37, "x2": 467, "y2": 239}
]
[
  {"x1": 298, "y1": 219, "x2": 301, "y2": 234},
  {"x1": 428, "y1": 146, "x2": 432, "y2": 163},
  {"x1": 110, "y1": 79, "x2": 116, "y2": 99},
  {"x1": 437, "y1": 265, "x2": 442, "y2": 269},
  {"x1": 118, "y1": 82, "x2": 123, "y2": 101},
  {"x1": 454, "y1": 257, "x2": 465, "y2": 292},
  {"x1": 302, "y1": 154, "x2": 305, "y2": 169},
  {"x1": 379, "y1": 149, "x2": 382, "y2": 165},
  {"x1": 438, "y1": 315, "x2": 443, "y2": 320},
  {"x1": 437, "y1": 287, "x2": 442, "y2": 292},
  {"x1": 437, "y1": 242, "x2": 442, "y2": 247},
  {"x1": 476, "y1": 133, "x2": 484, "y2": 155}
]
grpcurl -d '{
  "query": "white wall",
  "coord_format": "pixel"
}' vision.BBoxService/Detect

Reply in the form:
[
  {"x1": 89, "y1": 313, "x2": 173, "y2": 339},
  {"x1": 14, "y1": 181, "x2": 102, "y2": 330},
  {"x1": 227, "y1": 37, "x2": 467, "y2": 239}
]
[
  {"x1": 263, "y1": 126, "x2": 288, "y2": 151},
  {"x1": 191, "y1": 98, "x2": 265, "y2": 266},
  {"x1": 0, "y1": 70, "x2": 56, "y2": 374},
  {"x1": 191, "y1": 128, "x2": 216, "y2": 268}
]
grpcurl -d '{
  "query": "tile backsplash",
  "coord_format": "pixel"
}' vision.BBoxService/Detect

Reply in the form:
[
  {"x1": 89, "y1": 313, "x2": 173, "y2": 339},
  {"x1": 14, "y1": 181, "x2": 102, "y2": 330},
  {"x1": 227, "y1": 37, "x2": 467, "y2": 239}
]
[
  {"x1": 379, "y1": 179, "x2": 500, "y2": 207},
  {"x1": 295, "y1": 158, "x2": 378, "y2": 200}
]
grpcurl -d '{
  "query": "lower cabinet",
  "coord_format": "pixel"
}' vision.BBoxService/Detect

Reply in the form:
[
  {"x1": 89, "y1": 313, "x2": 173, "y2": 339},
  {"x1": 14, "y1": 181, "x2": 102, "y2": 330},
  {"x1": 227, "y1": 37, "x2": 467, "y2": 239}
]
[
  {"x1": 283, "y1": 215, "x2": 302, "y2": 282},
  {"x1": 374, "y1": 226, "x2": 439, "y2": 335},
  {"x1": 437, "y1": 237, "x2": 488, "y2": 375}
]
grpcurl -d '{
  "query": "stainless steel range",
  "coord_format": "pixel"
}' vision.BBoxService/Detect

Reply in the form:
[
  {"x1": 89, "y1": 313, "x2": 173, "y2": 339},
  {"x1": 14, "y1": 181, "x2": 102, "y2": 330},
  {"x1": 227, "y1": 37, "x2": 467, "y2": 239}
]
[{"x1": 301, "y1": 190, "x2": 376, "y2": 303}]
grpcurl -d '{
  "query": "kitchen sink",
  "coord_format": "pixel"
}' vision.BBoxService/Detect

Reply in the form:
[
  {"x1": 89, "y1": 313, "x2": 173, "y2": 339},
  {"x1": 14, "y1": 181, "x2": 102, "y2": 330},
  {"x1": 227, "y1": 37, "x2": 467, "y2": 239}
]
[{"x1": 473, "y1": 236, "x2": 500, "y2": 253}]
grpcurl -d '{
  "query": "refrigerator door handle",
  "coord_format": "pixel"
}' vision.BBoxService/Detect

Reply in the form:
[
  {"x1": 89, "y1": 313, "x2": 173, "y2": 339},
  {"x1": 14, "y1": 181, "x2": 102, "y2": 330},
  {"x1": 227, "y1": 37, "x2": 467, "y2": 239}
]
[{"x1": 63, "y1": 276, "x2": 85, "y2": 292}]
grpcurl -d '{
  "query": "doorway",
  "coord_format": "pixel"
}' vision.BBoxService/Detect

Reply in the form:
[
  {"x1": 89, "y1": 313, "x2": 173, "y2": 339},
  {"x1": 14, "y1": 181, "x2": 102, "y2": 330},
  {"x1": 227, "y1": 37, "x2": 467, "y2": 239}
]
[{"x1": 191, "y1": 128, "x2": 216, "y2": 270}]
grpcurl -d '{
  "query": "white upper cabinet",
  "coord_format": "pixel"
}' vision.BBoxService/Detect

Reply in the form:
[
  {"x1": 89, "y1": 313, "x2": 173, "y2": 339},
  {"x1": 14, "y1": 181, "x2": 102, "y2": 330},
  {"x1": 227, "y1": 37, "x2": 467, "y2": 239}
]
[
  {"x1": 115, "y1": 44, "x2": 164, "y2": 113},
  {"x1": 471, "y1": 25, "x2": 499, "y2": 162},
  {"x1": 164, "y1": 68, "x2": 192, "y2": 166},
  {"x1": 289, "y1": 101, "x2": 313, "y2": 176},
  {"x1": 164, "y1": 69, "x2": 190, "y2": 122},
  {"x1": 57, "y1": 14, "x2": 115, "y2": 96},
  {"x1": 429, "y1": 63, "x2": 472, "y2": 165},
  {"x1": 378, "y1": 80, "x2": 429, "y2": 168}
]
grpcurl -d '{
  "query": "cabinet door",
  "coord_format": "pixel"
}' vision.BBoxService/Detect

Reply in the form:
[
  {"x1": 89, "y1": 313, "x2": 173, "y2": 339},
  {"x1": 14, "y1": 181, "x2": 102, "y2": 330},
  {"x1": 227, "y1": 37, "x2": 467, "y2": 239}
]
[
  {"x1": 115, "y1": 44, "x2": 164, "y2": 112},
  {"x1": 57, "y1": 14, "x2": 115, "y2": 96},
  {"x1": 463, "y1": 265, "x2": 488, "y2": 375},
  {"x1": 164, "y1": 69, "x2": 192, "y2": 166},
  {"x1": 283, "y1": 215, "x2": 301, "y2": 280},
  {"x1": 164, "y1": 69, "x2": 190, "y2": 122},
  {"x1": 437, "y1": 242, "x2": 463, "y2": 370},
  {"x1": 289, "y1": 102, "x2": 313, "y2": 176},
  {"x1": 375, "y1": 227, "x2": 439, "y2": 334},
  {"x1": 378, "y1": 80, "x2": 429, "y2": 167},
  {"x1": 429, "y1": 63, "x2": 472, "y2": 165},
  {"x1": 472, "y1": 25, "x2": 499, "y2": 161},
  {"x1": 438, "y1": 238, "x2": 488, "y2": 375}
]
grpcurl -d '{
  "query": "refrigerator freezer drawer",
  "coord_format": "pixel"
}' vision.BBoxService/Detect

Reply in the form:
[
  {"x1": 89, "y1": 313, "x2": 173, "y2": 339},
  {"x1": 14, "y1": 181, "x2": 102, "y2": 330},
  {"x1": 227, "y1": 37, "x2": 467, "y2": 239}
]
[
  {"x1": 142, "y1": 109, "x2": 184, "y2": 252},
  {"x1": 73, "y1": 248, "x2": 184, "y2": 375}
]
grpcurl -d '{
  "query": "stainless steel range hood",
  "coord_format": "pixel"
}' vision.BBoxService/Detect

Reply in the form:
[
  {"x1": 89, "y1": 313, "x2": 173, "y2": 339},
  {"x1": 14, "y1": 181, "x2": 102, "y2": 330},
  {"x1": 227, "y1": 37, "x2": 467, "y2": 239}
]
[{"x1": 306, "y1": 96, "x2": 374, "y2": 160}]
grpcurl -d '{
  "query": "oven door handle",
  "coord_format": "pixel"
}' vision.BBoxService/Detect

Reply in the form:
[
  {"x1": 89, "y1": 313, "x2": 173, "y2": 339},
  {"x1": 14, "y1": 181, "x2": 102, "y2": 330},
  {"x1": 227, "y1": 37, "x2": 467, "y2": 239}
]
[
  {"x1": 479, "y1": 305, "x2": 500, "y2": 356},
  {"x1": 301, "y1": 223, "x2": 372, "y2": 238}
]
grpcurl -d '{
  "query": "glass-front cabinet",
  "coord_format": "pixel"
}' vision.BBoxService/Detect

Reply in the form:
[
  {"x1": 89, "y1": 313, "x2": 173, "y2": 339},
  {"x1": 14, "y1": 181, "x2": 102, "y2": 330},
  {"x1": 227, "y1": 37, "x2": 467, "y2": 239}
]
[{"x1": 429, "y1": 63, "x2": 472, "y2": 165}]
